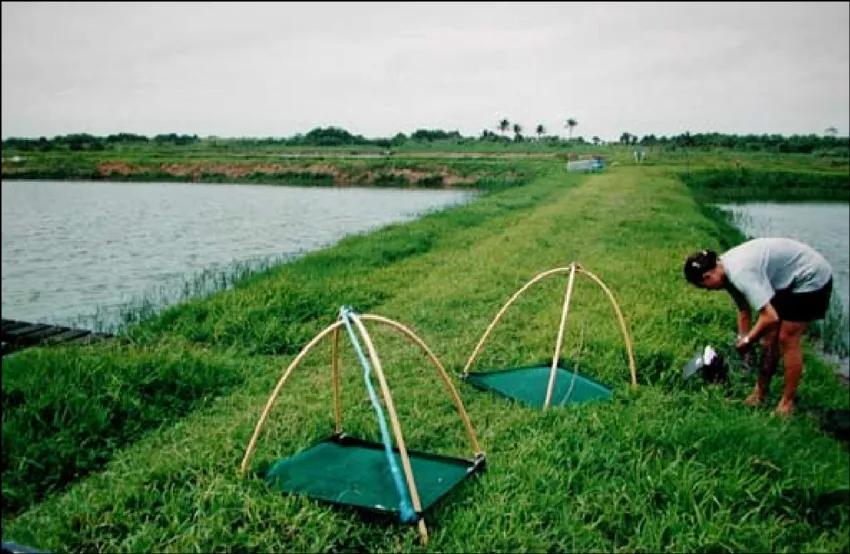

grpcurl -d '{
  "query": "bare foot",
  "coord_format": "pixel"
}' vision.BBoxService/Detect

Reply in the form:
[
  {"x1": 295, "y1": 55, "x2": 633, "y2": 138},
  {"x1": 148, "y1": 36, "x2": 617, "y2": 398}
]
[
  {"x1": 772, "y1": 399, "x2": 795, "y2": 417},
  {"x1": 743, "y1": 390, "x2": 765, "y2": 407}
]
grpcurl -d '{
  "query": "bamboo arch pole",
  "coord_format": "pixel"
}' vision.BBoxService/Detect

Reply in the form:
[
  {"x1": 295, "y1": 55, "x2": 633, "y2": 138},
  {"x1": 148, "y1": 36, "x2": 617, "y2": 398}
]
[
  {"x1": 240, "y1": 320, "x2": 344, "y2": 475},
  {"x1": 346, "y1": 311, "x2": 428, "y2": 545},
  {"x1": 462, "y1": 266, "x2": 573, "y2": 377},
  {"x1": 360, "y1": 314, "x2": 481, "y2": 456},
  {"x1": 543, "y1": 264, "x2": 578, "y2": 409},
  {"x1": 461, "y1": 264, "x2": 638, "y2": 390},
  {"x1": 574, "y1": 264, "x2": 638, "y2": 388}
]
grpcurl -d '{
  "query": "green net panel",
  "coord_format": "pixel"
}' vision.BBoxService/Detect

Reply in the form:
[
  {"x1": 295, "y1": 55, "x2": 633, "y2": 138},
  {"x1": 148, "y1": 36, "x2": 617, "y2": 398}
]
[
  {"x1": 265, "y1": 434, "x2": 485, "y2": 519},
  {"x1": 463, "y1": 361, "x2": 613, "y2": 408}
]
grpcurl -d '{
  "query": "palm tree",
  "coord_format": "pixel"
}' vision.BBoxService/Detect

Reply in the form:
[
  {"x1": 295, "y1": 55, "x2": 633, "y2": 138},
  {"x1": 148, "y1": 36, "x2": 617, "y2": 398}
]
[
  {"x1": 592, "y1": 136, "x2": 600, "y2": 146},
  {"x1": 536, "y1": 124, "x2": 546, "y2": 140},
  {"x1": 513, "y1": 123, "x2": 523, "y2": 141},
  {"x1": 498, "y1": 118, "x2": 510, "y2": 138},
  {"x1": 825, "y1": 126, "x2": 838, "y2": 137},
  {"x1": 565, "y1": 118, "x2": 578, "y2": 140}
]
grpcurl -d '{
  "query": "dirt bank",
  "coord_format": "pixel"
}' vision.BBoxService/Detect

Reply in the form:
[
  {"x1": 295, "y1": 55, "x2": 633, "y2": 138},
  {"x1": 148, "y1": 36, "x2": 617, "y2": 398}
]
[{"x1": 94, "y1": 161, "x2": 481, "y2": 187}]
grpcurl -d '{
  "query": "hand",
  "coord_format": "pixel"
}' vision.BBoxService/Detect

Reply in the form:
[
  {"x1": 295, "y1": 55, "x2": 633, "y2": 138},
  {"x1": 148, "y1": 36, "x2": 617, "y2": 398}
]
[{"x1": 735, "y1": 335, "x2": 752, "y2": 354}]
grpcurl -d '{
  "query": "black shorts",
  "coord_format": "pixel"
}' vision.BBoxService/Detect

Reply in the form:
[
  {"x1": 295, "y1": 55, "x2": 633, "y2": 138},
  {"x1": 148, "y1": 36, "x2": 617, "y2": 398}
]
[{"x1": 771, "y1": 278, "x2": 833, "y2": 322}]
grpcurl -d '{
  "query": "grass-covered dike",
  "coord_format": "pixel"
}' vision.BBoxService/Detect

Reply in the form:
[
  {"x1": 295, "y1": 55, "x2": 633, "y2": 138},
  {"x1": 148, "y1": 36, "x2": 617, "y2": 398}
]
[
  {"x1": 1, "y1": 157, "x2": 848, "y2": 552},
  {"x1": 681, "y1": 167, "x2": 850, "y2": 202}
]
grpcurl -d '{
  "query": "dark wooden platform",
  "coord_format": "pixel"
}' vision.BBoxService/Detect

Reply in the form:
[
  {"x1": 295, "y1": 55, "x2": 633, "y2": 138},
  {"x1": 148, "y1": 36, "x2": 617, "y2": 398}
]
[{"x1": 1, "y1": 318, "x2": 113, "y2": 356}]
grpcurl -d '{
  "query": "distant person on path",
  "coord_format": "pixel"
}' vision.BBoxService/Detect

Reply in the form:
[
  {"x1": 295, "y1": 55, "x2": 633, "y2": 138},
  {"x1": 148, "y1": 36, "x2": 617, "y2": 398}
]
[{"x1": 683, "y1": 237, "x2": 834, "y2": 416}]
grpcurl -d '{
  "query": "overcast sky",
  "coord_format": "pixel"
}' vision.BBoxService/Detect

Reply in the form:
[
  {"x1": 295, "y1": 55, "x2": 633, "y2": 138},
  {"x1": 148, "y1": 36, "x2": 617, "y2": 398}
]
[{"x1": 2, "y1": 2, "x2": 848, "y2": 141}]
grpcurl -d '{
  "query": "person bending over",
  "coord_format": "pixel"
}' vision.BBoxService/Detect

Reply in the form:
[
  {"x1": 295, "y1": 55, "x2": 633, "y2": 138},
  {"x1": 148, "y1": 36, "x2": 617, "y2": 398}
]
[{"x1": 683, "y1": 237, "x2": 834, "y2": 416}]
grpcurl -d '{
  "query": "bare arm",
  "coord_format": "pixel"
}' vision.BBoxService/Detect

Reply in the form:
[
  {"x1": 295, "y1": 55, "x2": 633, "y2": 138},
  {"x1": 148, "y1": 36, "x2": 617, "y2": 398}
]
[
  {"x1": 737, "y1": 307, "x2": 752, "y2": 338},
  {"x1": 743, "y1": 302, "x2": 780, "y2": 344}
]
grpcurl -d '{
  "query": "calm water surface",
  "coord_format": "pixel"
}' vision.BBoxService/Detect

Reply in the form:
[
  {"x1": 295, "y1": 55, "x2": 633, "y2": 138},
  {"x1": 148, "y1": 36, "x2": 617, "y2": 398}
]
[{"x1": 2, "y1": 180, "x2": 477, "y2": 330}]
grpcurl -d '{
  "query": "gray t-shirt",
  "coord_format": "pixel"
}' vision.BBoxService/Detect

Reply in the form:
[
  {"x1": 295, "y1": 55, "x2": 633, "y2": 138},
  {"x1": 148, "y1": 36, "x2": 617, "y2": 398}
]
[{"x1": 720, "y1": 237, "x2": 833, "y2": 311}]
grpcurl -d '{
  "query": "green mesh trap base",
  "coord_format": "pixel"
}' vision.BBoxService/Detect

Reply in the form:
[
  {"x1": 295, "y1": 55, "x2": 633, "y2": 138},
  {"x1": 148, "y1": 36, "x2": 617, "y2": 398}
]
[
  {"x1": 265, "y1": 434, "x2": 484, "y2": 519},
  {"x1": 464, "y1": 362, "x2": 613, "y2": 408}
]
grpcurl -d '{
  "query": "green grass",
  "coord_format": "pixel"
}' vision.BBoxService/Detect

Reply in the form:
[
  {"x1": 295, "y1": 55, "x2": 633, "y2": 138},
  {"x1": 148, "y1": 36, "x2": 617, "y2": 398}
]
[
  {"x1": 681, "y1": 168, "x2": 850, "y2": 202},
  {"x1": 1, "y1": 340, "x2": 267, "y2": 517},
  {"x1": 815, "y1": 294, "x2": 850, "y2": 359},
  {"x1": 2, "y1": 162, "x2": 847, "y2": 552}
]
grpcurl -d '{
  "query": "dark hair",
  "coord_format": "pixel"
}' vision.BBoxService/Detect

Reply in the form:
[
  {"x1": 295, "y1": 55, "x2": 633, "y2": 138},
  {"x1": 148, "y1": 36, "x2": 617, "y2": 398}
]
[{"x1": 683, "y1": 249, "x2": 718, "y2": 285}]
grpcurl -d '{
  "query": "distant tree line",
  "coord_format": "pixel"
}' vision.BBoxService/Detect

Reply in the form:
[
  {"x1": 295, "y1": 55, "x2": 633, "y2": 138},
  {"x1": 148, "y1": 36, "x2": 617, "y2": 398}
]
[
  {"x1": 2, "y1": 126, "x2": 848, "y2": 156},
  {"x1": 622, "y1": 131, "x2": 848, "y2": 154},
  {"x1": 1, "y1": 132, "x2": 199, "y2": 152}
]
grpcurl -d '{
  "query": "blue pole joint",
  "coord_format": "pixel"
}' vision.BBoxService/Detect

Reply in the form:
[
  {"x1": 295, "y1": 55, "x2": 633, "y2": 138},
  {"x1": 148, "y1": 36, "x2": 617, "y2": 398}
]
[{"x1": 339, "y1": 306, "x2": 419, "y2": 524}]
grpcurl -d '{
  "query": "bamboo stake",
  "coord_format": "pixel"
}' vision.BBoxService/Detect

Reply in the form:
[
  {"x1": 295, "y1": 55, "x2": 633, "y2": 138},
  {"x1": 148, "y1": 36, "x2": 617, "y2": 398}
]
[
  {"x1": 417, "y1": 519, "x2": 429, "y2": 544},
  {"x1": 544, "y1": 264, "x2": 577, "y2": 409},
  {"x1": 348, "y1": 312, "x2": 428, "y2": 544},
  {"x1": 332, "y1": 326, "x2": 342, "y2": 434}
]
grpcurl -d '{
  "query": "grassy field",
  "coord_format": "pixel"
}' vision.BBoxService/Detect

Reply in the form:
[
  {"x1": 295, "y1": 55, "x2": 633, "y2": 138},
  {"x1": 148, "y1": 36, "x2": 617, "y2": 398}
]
[
  {"x1": 3, "y1": 140, "x2": 848, "y2": 187},
  {"x1": 1, "y1": 154, "x2": 849, "y2": 552}
]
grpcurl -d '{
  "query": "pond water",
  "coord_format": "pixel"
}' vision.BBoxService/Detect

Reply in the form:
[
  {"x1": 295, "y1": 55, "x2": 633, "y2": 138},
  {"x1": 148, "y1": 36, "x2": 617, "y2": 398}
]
[{"x1": 1, "y1": 180, "x2": 477, "y2": 331}]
